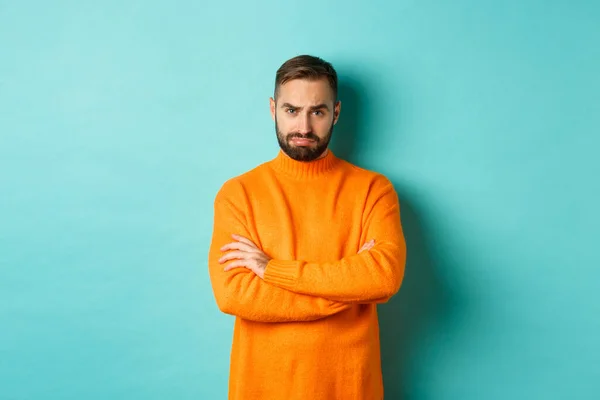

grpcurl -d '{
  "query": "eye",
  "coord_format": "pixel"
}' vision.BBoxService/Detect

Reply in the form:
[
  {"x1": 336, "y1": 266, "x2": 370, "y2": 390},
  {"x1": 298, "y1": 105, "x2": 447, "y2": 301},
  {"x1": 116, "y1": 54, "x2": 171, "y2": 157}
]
[
  {"x1": 286, "y1": 108, "x2": 296, "y2": 114},
  {"x1": 313, "y1": 110, "x2": 323, "y2": 116}
]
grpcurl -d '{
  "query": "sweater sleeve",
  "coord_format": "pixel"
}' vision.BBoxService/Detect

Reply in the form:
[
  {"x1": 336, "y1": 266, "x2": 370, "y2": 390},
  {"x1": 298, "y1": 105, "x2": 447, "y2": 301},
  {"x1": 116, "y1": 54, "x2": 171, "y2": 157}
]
[
  {"x1": 207, "y1": 186, "x2": 353, "y2": 322},
  {"x1": 263, "y1": 181, "x2": 406, "y2": 303}
]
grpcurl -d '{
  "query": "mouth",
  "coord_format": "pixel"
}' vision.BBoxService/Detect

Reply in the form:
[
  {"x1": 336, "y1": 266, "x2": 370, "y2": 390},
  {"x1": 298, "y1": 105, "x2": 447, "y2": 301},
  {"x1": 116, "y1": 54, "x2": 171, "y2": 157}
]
[{"x1": 290, "y1": 137, "x2": 316, "y2": 146}]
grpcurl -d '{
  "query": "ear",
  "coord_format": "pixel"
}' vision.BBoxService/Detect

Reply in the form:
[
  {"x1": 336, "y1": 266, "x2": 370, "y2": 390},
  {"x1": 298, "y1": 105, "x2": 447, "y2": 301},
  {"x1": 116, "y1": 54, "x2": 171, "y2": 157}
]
[
  {"x1": 333, "y1": 100, "x2": 341, "y2": 125},
  {"x1": 269, "y1": 97, "x2": 276, "y2": 121}
]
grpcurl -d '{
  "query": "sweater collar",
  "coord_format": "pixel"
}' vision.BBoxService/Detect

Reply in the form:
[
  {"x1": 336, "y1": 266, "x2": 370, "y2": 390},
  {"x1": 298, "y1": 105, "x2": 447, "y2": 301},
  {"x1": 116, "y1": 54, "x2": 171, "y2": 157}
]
[{"x1": 269, "y1": 148, "x2": 339, "y2": 179}]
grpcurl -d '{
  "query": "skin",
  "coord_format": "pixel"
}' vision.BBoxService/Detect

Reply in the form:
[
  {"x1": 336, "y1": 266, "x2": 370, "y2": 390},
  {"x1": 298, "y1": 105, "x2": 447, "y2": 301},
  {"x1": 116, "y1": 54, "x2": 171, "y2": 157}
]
[
  {"x1": 270, "y1": 77, "x2": 341, "y2": 162},
  {"x1": 218, "y1": 77, "x2": 375, "y2": 278}
]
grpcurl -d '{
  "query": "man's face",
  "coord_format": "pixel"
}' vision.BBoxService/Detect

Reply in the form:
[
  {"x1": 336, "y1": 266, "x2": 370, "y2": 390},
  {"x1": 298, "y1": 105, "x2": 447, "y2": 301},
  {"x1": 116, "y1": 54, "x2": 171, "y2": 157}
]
[{"x1": 270, "y1": 78, "x2": 341, "y2": 162}]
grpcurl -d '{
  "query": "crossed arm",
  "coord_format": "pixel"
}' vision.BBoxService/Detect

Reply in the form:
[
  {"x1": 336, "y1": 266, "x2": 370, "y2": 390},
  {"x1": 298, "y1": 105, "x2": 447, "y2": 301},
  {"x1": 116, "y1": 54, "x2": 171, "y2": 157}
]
[{"x1": 207, "y1": 181, "x2": 406, "y2": 323}]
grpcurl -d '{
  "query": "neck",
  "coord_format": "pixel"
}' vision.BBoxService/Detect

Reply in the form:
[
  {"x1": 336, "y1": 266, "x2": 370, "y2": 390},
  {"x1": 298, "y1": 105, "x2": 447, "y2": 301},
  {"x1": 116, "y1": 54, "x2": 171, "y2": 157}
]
[{"x1": 270, "y1": 147, "x2": 338, "y2": 179}]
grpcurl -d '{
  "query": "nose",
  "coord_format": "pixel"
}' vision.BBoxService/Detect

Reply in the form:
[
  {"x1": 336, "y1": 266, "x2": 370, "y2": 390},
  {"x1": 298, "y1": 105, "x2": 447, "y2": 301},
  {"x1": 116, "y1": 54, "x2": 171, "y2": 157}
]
[{"x1": 296, "y1": 113, "x2": 312, "y2": 134}]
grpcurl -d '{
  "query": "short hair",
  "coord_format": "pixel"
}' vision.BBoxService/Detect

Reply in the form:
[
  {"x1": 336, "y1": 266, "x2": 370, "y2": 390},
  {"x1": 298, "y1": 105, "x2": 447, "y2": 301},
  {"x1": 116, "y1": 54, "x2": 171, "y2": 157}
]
[{"x1": 274, "y1": 55, "x2": 338, "y2": 101}]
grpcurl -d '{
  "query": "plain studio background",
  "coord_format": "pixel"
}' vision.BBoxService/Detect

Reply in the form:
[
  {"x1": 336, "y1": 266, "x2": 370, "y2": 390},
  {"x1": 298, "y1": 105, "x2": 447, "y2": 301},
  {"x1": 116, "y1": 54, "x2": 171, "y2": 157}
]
[{"x1": 1, "y1": 1, "x2": 599, "y2": 399}]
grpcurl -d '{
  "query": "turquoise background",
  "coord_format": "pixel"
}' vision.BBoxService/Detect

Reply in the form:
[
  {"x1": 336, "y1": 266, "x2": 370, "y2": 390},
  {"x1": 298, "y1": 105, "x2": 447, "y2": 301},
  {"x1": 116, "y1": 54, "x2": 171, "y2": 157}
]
[{"x1": 1, "y1": 1, "x2": 599, "y2": 399}]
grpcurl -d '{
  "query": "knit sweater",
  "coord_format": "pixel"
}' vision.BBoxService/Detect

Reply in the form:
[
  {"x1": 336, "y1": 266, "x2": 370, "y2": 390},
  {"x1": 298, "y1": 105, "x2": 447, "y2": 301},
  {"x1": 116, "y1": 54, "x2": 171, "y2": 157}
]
[{"x1": 208, "y1": 149, "x2": 406, "y2": 400}]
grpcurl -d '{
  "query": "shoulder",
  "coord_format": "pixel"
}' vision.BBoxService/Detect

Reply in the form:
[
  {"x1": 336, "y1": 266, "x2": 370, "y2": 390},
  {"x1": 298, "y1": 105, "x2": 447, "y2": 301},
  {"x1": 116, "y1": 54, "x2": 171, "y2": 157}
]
[
  {"x1": 213, "y1": 161, "x2": 271, "y2": 204},
  {"x1": 340, "y1": 159, "x2": 395, "y2": 192}
]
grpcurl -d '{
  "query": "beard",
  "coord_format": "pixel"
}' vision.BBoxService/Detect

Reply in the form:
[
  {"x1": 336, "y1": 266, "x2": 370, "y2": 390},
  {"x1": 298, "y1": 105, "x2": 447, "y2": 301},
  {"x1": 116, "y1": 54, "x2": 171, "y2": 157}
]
[{"x1": 275, "y1": 117, "x2": 334, "y2": 162}]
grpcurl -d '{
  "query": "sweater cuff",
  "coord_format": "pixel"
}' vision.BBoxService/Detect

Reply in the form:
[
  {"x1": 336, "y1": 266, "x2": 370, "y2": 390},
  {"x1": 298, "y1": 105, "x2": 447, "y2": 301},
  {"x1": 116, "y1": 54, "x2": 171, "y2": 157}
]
[{"x1": 263, "y1": 260, "x2": 300, "y2": 290}]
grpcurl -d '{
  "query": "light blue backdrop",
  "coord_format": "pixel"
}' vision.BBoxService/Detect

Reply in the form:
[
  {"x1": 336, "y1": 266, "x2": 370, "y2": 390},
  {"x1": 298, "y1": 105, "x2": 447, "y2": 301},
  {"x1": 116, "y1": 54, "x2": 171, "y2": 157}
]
[{"x1": 1, "y1": 1, "x2": 599, "y2": 399}]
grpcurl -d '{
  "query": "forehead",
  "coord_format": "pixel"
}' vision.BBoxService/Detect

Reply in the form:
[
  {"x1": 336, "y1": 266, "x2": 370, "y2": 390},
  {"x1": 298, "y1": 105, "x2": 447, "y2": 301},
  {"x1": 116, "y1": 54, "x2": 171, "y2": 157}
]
[{"x1": 277, "y1": 78, "x2": 335, "y2": 105}]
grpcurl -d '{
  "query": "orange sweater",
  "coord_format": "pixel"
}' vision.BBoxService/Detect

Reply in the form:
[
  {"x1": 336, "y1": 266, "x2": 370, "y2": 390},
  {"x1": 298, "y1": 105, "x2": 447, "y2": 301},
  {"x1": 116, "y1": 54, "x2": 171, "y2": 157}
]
[{"x1": 208, "y1": 149, "x2": 406, "y2": 400}]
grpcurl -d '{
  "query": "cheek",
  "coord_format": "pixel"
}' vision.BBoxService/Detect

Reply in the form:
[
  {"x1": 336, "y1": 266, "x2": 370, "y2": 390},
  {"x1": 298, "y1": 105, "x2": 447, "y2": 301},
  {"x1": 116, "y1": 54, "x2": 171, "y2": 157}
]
[
  {"x1": 279, "y1": 113, "x2": 299, "y2": 126},
  {"x1": 276, "y1": 116, "x2": 293, "y2": 133},
  {"x1": 315, "y1": 117, "x2": 334, "y2": 132}
]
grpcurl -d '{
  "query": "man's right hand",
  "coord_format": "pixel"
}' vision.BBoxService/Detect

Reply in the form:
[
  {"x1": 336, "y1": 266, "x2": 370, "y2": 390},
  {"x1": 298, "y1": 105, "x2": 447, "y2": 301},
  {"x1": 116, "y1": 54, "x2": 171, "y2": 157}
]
[{"x1": 358, "y1": 239, "x2": 375, "y2": 254}]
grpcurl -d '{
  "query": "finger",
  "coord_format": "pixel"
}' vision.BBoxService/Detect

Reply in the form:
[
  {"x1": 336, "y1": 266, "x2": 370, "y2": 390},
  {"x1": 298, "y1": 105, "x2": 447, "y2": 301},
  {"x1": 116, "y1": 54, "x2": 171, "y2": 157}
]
[
  {"x1": 358, "y1": 240, "x2": 376, "y2": 254},
  {"x1": 223, "y1": 260, "x2": 248, "y2": 272},
  {"x1": 231, "y1": 234, "x2": 258, "y2": 249},
  {"x1": 221, "y1": 241, "x2": 256, "y2": 253},
  {"x1": 361, "y1": 241, "x2": 374, "y2": 250},
  {"x1": 219, "y1": 250, "x2": 249, "y2": 264}
]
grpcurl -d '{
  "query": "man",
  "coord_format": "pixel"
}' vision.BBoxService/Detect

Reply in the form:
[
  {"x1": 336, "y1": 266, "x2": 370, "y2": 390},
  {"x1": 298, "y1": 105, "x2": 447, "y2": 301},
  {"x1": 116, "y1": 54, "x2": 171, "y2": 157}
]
[{"x1": 208, "y1": 54, "x2": 407, "y2": 400}]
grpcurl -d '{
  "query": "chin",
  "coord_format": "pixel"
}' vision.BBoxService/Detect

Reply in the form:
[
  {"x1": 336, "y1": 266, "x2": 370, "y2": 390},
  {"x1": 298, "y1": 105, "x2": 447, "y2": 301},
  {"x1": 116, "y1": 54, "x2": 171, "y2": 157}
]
[{"x1": 291, "y1": 149, "x2": 324, "y2": 162}]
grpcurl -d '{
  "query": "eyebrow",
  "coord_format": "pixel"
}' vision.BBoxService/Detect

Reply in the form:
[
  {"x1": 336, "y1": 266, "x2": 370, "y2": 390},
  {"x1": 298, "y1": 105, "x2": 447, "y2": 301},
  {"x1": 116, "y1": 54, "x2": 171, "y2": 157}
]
[{"x1": 281, "y1": 103, "x2": 330, "y2": 111}]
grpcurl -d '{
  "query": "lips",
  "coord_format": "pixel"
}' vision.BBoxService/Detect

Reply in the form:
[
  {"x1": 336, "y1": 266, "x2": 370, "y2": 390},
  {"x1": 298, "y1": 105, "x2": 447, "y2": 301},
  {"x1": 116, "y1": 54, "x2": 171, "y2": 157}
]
[{"x1": 290, "y1": 138, "x2": 315, "y2": 146}]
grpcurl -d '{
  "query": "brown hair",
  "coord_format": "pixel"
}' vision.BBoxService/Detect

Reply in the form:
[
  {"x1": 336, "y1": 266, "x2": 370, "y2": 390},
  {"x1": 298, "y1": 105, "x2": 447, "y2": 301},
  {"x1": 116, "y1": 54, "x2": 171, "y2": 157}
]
[{"x1": 274, "y1": 55, "x2": 338, "y2": 101}]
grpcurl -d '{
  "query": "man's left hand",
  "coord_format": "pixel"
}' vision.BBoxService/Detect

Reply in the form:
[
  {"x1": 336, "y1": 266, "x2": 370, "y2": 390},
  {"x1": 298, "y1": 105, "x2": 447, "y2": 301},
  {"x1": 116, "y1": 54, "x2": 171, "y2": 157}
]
[{"x1": 219, "y1": 234, "x2": 271, "y2": 279}]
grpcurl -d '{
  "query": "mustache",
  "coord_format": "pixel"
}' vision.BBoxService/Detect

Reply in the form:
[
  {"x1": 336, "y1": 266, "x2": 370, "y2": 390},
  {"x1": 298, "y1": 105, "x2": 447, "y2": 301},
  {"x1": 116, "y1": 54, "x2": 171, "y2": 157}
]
[{"x1": 287, "y1": 132, "x2": 320, "y2": 142}]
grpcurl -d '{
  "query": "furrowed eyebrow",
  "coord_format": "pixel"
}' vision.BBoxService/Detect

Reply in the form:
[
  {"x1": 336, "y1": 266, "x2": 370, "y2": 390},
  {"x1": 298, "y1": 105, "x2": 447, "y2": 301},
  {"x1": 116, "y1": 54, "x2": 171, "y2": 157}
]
[
  {"x1": 280, "y1": 103, "x2": 330, "y2": 111},
  {"x1": 309, "y1": 103, "x2": 330, "y2": 111}
]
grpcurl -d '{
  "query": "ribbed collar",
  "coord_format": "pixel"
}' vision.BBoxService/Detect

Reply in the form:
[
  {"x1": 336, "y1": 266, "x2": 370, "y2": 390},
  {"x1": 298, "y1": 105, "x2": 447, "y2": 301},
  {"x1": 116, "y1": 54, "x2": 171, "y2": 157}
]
[{"x1": 269, "y1": 148, "x2": 340, "y2": 179}]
